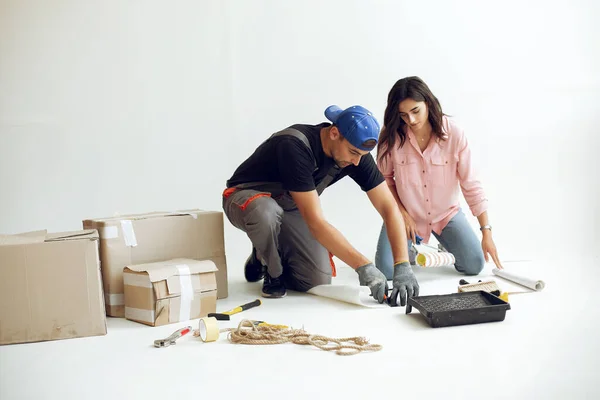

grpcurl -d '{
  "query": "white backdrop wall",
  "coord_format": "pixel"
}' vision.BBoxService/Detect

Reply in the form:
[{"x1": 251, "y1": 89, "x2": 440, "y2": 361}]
[{"x1": 1, "y1": 0, "x2": 599, "y2": 272}]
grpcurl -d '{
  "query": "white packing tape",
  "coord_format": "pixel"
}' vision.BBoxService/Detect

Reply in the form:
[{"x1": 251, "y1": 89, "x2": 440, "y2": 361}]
[
  {"x1": 105, "y1": 293, "x2": 124, "y2": 306},
  {"x1": 120, "y1": 220, "x2": 138, "y2": 247},
  {"x1": 176, "y1": 264, "x2": 194, "y2": 322},
  {"x1": 125, "y1": 307, "x2": 155, "y2": 324}
]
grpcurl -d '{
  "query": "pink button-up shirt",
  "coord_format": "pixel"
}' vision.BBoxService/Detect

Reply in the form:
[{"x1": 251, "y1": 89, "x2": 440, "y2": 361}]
[{"x1": 377, "y1": 116, "x2": 488, "y2": 243}]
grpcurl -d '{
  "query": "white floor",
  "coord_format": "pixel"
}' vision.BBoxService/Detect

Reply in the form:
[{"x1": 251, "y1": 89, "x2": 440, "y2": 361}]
[{"x1": 1, "y1": 253, "x2": 598, "y2": 400}]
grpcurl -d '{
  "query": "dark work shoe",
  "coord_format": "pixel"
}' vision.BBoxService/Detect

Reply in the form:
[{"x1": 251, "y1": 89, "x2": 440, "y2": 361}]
[
  {"x1": 262, "y1": 273, "x2": 286, "y2": 298},
  {"x1": 244, "y1": 248, "x2": 266, "y2": 282}
]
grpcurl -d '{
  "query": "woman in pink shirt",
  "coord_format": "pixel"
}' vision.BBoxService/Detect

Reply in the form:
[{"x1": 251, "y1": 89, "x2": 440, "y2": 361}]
[{"x1": 375, "y1": 76, "x2": 503, "y2": 279}]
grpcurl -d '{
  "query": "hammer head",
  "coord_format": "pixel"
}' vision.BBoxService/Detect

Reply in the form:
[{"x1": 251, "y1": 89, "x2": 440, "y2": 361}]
[{"x1": 207, "y1": 313, "x2": 230, "y2": 321}]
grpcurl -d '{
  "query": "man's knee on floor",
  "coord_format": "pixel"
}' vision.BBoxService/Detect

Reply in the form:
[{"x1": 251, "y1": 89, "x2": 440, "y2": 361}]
[
  {"x1": 309, "y1": 270, "x2": 332, "y2": 288},
  {"x1": 297, "y1": 272, "x2": 332, "y2": 292},
  {"x1": 284, "y1": 266, "x2": 332, "y2": 292}
]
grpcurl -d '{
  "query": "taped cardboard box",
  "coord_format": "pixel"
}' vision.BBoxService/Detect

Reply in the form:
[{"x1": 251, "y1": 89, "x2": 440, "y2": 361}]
[
  {"x1": 0, "y1": 229, "x2": 107, "y2": 345},
  {"x1": 123, "y1": 258, "x2": 217, "y2": 326},
  {"x1": 83, "y1": 209, "x2": 228, "y2": 317}
]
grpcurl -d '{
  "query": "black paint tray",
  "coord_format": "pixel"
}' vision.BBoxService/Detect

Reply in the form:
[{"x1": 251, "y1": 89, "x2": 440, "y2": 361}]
[{"x1": 406, "y1": 290, "x2": 511, "y2": 328}]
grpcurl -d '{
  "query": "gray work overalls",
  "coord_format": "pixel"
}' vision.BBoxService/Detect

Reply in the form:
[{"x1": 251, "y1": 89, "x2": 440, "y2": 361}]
[{"x1": 222, "y1": 128, "x2": 341, "y2": 292}]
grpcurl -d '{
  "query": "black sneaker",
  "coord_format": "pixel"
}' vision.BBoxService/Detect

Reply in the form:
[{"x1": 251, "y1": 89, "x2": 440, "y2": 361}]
[
  {"x1": 262, "y1": 273, "x2": 286, "y2": 298},
  {"x1": 244, "y1": 248, "x2": 266, "y2": 282}
]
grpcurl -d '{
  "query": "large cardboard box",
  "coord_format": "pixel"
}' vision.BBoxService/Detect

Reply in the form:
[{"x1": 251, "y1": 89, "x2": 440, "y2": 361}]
[
  {"x1": 0, "y1": 229, "x2": 107, "y2": 345},
  {"x1": 83, "y1": 209, "x2": 228, "y2": 317},
  {"x1": 123, "y1": 258, "x2": 217, "y2": 326}
]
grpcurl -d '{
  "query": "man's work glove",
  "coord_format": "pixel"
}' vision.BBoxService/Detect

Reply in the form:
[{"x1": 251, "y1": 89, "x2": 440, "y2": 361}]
[
  {"x1": 389, "y1": 261, "x2": 419, "y2": 307},
  {"x1": 356, "y1": 263, "x2": 389, "y2": 303}
]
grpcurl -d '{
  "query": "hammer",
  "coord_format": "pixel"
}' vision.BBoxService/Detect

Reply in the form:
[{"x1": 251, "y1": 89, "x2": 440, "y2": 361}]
[{"x1": 208, "y1": 299, "x2": 262, "y2": 321}]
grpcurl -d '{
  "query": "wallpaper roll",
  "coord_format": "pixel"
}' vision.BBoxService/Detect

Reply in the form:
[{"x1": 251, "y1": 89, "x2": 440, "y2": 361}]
[
  {"x1": 307, "y1": 284, "x2": 388, "y2": 308},
  {"x1": 416, "y1": 251, "x2": 456, "y2": 267},
  {"x1": 492, "y1": 268, "x2": 545, "y2": 291}
]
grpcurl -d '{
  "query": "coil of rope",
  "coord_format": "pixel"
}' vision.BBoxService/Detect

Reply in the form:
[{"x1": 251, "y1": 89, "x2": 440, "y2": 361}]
[{"x1": 195, "y1": 319, "x2": 382, "y2": 356}]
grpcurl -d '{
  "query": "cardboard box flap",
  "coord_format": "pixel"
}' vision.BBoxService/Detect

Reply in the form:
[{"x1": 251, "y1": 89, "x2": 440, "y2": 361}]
[
  {"x1": 85, "y1": 209, "x2": 218, "y2": 223},
  {"x1": 45, "y1": 230, "x2": 99, "y2": 242},
  {"x1": 126, "y1": 258, "x2": 217, "y2": 283},
  {"x1": 165, "y1": 273, "x2": 214, "y2": 297},
  {"x1": 0, "y1": 230, "x2": 48, "y2": 246}
]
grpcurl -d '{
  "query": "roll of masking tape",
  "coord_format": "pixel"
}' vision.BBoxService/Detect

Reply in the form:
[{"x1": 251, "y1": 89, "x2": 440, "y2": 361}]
[{"x1": 198, "y1": 317, "x2": 219, "y2": 342}]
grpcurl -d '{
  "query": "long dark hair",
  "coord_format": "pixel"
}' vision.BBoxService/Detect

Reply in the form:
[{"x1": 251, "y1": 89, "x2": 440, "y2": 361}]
[{"x1": 377, "y1": 76, "x2": 447, "y2": 162}]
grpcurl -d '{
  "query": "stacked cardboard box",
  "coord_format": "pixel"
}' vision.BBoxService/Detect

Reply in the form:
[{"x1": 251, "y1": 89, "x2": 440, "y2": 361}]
[
  {"x1": 83, "y1": 209, "x2": 228, "y2": 317},
  {"x1": 0, "y1": 230, "x2": 107, "y2": 345},
  {"x1": 123, "y1": 258, "x2": 218, "y2": 326},
  {"x1": 0, "y1": 208, "x2": 228, "y2": 344}
]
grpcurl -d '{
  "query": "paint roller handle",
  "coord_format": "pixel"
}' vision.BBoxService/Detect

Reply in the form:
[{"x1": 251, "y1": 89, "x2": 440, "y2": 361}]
[{"x1": 226, "y1": 299, "x2": 262, "y2": 315}]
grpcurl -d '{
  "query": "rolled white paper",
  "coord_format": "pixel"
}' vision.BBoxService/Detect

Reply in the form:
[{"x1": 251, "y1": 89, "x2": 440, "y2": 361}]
[
  {"x1": 492, "y1": 268, "x2": 545, "y2": 291},
  {"x1": 307, "y1": 284, "x2": 388, "y2": 308}
]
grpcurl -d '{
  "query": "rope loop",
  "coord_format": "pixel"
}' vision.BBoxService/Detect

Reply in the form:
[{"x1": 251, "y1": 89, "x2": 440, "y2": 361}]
[{"x1": 215, "y1": 319, "x2": 382, "y2": 356}]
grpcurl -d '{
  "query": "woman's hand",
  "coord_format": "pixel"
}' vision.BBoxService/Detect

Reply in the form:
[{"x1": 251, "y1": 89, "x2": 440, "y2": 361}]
[
  {"x1": 401, "y1": 210, "x2": 418, "y2": 244},
  {"x1": 481, "y1": 232, "x2": 503, "y2": 269}
]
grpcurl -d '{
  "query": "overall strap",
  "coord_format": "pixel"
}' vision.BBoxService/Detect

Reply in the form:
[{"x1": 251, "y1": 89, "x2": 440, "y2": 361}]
[
  {"x1": 272, "y1": 128, "x2": 341, "y2": 195},
  {"x1": 233, "y1": 127, "x2": 340, "y2": 195},
  {"x1": 270, "y1": 128, "x2": 317, "y2": 171},
  {"x1": 315, "y1": 164, "x2": 341, "y2": 195}
]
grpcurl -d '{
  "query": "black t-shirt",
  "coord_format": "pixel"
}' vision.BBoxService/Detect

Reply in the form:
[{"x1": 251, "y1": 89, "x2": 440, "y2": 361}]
[{"x1": 226, "y1": 123, "x2": 384, "y2": 193}]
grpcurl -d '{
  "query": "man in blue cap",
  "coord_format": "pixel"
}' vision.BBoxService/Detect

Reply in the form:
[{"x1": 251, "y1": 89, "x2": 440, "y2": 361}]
[{"x1": 222, "y1": 105, "x2": 419, "y2": 306}]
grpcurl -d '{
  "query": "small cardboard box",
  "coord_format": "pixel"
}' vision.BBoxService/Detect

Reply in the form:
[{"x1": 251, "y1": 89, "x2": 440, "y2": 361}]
[
  {"x1": 83, "y1": 209, "x2": 228, "y2": 317},
  {"x1": 123, "y1": 258, "x2": 217, "y2": 326},
  {"x1": 0, "y1": 229, "x2": 107, "y2": 345}
]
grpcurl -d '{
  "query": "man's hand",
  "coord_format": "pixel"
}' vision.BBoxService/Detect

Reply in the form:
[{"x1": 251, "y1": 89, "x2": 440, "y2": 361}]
[
  {"x1": 389, "y1": 261, "x2": 419, "y2": 307},
  {"x1": 402, "y1": 210, "x2": 418, "y2": 244},
  {"x1": 356, "y1": 263, "x2": 389, "y2": 303},
  {"x1": 482, "y1": 233, "x2": 503, "y2": 269}
]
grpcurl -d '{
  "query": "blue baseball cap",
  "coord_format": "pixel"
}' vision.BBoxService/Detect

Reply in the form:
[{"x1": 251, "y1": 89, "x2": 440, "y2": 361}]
[{"x1": 324, "y1": 105, "x2": 380, "y2": 151}]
